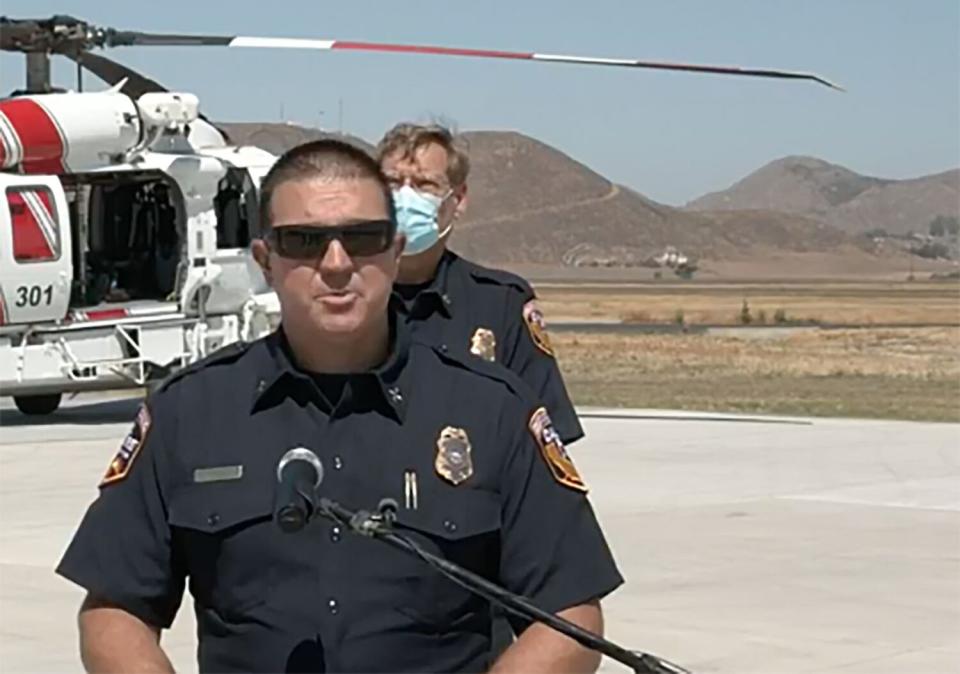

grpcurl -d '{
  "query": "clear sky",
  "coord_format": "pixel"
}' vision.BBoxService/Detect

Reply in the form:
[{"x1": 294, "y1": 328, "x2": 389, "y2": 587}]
[{"x1": 1, "y1": 0, "x2": 958, "y2": 206}]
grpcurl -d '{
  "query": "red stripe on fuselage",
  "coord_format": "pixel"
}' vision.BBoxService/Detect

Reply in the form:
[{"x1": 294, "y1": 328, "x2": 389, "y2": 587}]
[
  {"x1": 81, "y1": 308, "x2": 130, "y2": 322},
  {"x1": 7, "y1": 191, "x2": 55, "y2": 260},
  {"x1": 0, "y1": 98, "x2": 66, "y2": 174}
]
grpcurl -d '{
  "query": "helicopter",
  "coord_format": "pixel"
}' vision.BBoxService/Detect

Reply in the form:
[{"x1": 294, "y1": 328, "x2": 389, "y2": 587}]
[{"x1": 0, "y1": 14, "x2": 841, "y2": 416}]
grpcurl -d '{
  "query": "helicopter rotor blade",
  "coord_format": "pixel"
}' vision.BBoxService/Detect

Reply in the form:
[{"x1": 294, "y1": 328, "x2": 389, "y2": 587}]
[
  {"x1": 234, "y1": 37, "x2": 845, "y2": 90},
  {"x1": 62, "y1": 50, "x2": 169, "y2": 98},
  {"x1": 58, "y1": 49, "x2": 230, "y2": 143},
  {"x1": 101, "y1": 31, "x2": 843, "y2": 91}
]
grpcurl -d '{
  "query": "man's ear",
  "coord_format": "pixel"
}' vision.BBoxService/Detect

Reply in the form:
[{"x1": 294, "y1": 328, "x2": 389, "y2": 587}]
[
  {"x1": 393, "y1": 232, "x2": 406, "y2": 263},
  {"x1": 251, "y1": 238, "x2": 273, "y2": 285},
  {"x1": 453, "y1": 183, "x2": 468, "y2": 220}
]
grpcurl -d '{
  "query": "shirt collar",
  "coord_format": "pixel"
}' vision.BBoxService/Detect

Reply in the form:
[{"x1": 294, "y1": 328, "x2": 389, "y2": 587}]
[
  {"x1": 394, "y1": 249, "x2": 457, "y2": 318},
  {"x1": 251, "y1": 309, "x2": 409, "y2": 422}
]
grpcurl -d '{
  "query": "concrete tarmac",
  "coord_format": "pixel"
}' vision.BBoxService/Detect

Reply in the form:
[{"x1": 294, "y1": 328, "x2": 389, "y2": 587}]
[{"x1": 1, "y1": 394, "x2": 957, "y2": 673}]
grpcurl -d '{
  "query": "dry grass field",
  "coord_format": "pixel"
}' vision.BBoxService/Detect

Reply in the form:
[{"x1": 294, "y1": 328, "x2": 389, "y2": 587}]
[
  {"x1": 535, "y1": 280, "x2": 960, "y2": 326},
  {"x1": 537, "y1": 281, "x2": 960, "y2": 421}
]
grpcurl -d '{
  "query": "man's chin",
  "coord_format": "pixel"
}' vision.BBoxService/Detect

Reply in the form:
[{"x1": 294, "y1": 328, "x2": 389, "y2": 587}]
[{"x1": 312, "y1": 314, "x2": 367, "y2": 338}]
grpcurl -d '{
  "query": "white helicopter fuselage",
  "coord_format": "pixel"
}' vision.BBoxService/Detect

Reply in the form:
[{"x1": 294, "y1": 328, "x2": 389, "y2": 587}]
[{"x1": 0, "y1": 85, "x2": 281, "y2": 414}]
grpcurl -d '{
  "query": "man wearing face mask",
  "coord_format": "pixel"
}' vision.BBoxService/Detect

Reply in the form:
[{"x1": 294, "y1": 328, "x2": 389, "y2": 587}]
[{"x1": 378, "y1": 122, "x2": 583, "y2": 448}]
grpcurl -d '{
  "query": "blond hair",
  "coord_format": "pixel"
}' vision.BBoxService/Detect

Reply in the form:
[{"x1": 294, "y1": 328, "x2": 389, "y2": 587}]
[{"x1": 376, "y1": 123, "x2": 470, "y2": 187}]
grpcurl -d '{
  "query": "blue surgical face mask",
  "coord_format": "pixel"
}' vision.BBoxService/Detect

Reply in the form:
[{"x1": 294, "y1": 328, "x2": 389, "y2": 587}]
[{"x1": 392, "y1": 184, "x2": 452, "y2": 256}]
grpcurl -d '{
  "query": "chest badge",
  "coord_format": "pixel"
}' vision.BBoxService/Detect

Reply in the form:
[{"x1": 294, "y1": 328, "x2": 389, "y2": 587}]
[
  {"x1": 435, "y1": 426, "x2": 473, "y2": 485},
  {"x1": 522, "y1": 299, "x2": 555, "y2": 357},
  {"x1": 469, "y1": 327, "x2": 497, "y2": 362}
]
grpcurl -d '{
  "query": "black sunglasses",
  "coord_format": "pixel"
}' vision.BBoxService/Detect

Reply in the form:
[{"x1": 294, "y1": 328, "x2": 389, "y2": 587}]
[{"x1": 267, "y1": 220, "x2": 394, "y2": 259}]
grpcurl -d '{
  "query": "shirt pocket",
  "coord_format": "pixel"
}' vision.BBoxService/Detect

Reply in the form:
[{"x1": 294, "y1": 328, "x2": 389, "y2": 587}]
[
  {"x1": 167, "y1": 481, "x2": 278, "y2": 620},
  {"x1": 390, "y1": 489, "x2": 503, "y2": 628}
]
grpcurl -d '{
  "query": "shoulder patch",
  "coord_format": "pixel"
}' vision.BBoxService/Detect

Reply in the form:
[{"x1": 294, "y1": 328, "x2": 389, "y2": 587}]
[
  {"x1": 527, "y1": 406, "x2": 587, "y2": 492},
  {"x1": 522, "y1": 299, "x2": 555, "y2": 357},
  {"x1": 100, "y1": 403, "x2": 152, "y2": 487}
]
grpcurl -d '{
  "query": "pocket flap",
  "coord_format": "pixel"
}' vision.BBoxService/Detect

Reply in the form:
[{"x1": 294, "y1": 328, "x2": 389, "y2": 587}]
[
  {"x1": 394, "y1": 489, "x2": 501, "y2": 541},
  {"x1": 168, "y1": 481, "x2": 274, "y2": 534}
]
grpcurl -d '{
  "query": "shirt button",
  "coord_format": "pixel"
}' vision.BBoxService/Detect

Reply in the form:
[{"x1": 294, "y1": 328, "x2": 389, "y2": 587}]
[
  {"x1": 333, "y1": 456, "x2": 343, "y2": 470},
  {"x1": 388, "y1": 387, "x2": 403, "y2": 402},
  {"x1": 328, "y1": 598, "x2": 339, "y2": 615},
  {"x1": 207, "y1": 513, "x2": 220, "y2": 526},
  {"x1": 443, "y1": 520, "x2": 457, "y2": 533},
  {"x1": 442, "y1": 294, "x2": 451, "y2": 305},
  {"x1": 331, "y1": 525, "x2": 341, "y2": 542},
  {"x1": 440, "y1": 344, "x2": 448, "y2": 353}
]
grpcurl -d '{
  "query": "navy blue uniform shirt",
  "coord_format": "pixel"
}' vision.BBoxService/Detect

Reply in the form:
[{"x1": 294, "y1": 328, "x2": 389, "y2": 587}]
[
  {"x1": 55, "y1": 314, "x2": 622, "y2": 674},
  {"x1": 394, "y1": 250, "x2": 583, "y2": 445}
]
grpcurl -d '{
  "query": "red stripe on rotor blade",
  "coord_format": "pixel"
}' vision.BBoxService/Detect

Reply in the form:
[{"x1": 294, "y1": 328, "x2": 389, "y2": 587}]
[
  {"x1": 7, "y1": 191, "x2": 55, "y2": 261},
  {"x1": 0, "y1": 99, "x2": 66, "y2": 174},
  {"x1": 332, "y1": 41, "x2": 532, "y2": 61}
]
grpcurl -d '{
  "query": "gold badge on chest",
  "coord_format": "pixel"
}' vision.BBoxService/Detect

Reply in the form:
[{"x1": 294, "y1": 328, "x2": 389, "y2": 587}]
[
  {"x1": 435, "y1": 426, "x2": 474, "y2": 485},
  {"x1": 469, "y1": 327, "x2": 497, "y2": 362}
]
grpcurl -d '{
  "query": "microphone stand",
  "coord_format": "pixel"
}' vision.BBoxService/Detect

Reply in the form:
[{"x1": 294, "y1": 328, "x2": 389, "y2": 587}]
[{"x1": 316, "y1": 497, "x2": 692, "y2": 674}]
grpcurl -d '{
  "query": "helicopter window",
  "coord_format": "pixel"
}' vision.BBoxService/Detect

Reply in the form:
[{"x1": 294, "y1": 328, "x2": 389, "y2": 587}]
[
  {"x1": 214, "y1": 171, "x2": 253, "y2": 248},
  {"x1": 81, "y1": 178, "x2": 181, "y2": 305},
  {"x1": 6, "y1": 186, "x2": 61, "y2": 263}
]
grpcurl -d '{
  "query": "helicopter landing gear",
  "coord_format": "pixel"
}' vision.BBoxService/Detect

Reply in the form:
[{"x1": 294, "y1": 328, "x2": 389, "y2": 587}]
[{"x1": 13, "y1": 393, "x2": 62, "y2": 416}]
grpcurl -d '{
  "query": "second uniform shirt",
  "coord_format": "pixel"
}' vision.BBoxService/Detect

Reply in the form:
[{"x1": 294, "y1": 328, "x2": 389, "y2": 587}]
[{"x1": 394, "y1": 250, "x2": 584, "y2": 445}]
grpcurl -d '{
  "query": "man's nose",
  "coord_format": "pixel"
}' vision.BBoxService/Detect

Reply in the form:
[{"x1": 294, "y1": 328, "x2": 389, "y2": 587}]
[{"x1": 318, "y1": 238, "x2": 353, "y2": 272}]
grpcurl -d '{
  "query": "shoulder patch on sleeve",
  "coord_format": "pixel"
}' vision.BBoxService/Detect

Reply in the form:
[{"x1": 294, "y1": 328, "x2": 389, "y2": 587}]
[
  {"x1": 100, "y1": 403, "x2": 152, "y2": 487},
  {"x1": 527, "y1": 406, "x2": 587, "y2": 492},
  {"x1": 522, "y1": 299, "x2": 555, "y2": 357}
]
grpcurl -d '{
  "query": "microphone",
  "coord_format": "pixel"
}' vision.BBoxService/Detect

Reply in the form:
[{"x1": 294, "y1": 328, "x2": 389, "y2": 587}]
[{"x1": 274, "y1": 447, "x2": 324, "y2": 533}]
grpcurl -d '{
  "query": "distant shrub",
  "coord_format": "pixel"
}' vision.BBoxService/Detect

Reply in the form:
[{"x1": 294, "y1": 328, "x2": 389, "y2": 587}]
[
  {"x1": 757, "y1": 309, "x2": 768, "y2": 325},
  {"x1": 912, "y1": 242, "x2": 951, "y2": 259},
  {"x1": 774, "y1": 308, "x2": 787, "y2": 324},
  {"x1": 739, "y1": 299, "x2": 753, "y2": 325}
]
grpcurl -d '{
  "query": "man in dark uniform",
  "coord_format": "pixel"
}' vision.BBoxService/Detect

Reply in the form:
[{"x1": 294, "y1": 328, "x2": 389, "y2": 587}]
[
  {"x1": 55, "y1": 139, "x2": 622, "y2": 673},
  {"x1": 377, "y1": 123, "x2": 583, "y2": 446}
]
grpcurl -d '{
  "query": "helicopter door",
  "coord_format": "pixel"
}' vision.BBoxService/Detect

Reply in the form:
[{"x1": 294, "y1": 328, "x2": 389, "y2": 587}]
[{"x1": 0, "y1": 175, "x2": 72, "y2": 326}]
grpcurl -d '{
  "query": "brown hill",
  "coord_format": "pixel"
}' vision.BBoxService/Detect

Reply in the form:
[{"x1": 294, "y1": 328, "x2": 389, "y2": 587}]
[
  {"x1": 217, "y1": 122, "x2": 373, "y2": 156},
  {"x1": 450, "y1": 136, "x2": 872, "y2": 266},
  {"x1": 217, "y1": 122, "x2": 903, "y2": 268},
  {"x1": 687, "y1": 156, "x2": 960, "y2": 236}
]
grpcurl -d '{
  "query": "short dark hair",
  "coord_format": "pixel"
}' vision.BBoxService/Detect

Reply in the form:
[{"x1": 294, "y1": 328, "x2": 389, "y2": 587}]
[{"x1": 258, "y1": 139, "x2": 396, "y2": 235}]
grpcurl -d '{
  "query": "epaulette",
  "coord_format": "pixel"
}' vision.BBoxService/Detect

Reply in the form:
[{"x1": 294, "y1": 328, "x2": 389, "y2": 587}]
[
  {"x1": 412, "y1": 339, "x2": 537, "y2": 404},
  {"x1": 149, "y1": 340, "x2": 255, "y2": 396},
  {"x1": 464, "y1": 259, "x2": 533, "y2": 296}
]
